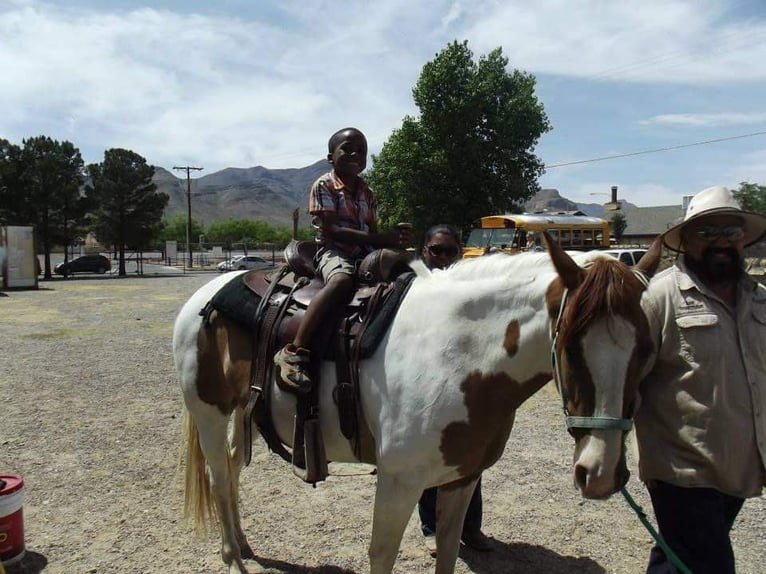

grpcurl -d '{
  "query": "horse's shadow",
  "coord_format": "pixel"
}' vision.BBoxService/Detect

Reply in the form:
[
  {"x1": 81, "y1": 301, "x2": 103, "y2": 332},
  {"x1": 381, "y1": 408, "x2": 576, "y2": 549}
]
[
  {"x1": 459, "y1": 538, "x2": 606, "y2": 573},
  {"x1": 5, "y1": 551, "x2": 49, "y2": 574},
  {"x1": 249, "y1": 538, "x2": 606, "y2": 573},
  {"x1": 249, "y1": 556, "x2": 355, "y2": 573}
]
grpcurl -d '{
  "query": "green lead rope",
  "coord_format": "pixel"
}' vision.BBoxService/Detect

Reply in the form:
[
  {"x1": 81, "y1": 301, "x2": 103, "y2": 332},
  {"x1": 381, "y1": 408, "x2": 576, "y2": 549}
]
[{"x1": 620, "y1": 487, "x2": 693, "y2": 574}]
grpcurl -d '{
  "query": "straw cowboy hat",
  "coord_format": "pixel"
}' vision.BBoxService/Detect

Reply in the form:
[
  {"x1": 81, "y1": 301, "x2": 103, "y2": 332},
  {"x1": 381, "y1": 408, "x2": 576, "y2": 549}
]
[{"x1": 663, "y1": 185, "x2": 766, "y2": 252}]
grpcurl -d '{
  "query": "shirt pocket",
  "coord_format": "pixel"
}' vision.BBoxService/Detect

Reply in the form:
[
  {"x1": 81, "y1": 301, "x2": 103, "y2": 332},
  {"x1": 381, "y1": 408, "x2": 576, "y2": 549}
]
[
  {"x1": 749, "y1": 305, "x2": 766, "y2": 372},
  {"x1": 675, "y1": 312, "x2": 719, "y2": 365}
]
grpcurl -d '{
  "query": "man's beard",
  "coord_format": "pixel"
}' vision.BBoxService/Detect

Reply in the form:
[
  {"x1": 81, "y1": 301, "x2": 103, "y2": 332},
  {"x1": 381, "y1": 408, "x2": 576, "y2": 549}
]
[{"x1": 685, "y1": 246, "x2": 744, "y2": 284}]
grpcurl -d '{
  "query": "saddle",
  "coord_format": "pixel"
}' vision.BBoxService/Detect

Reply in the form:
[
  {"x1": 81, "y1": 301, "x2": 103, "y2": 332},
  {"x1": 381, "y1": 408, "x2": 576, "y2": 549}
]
[{"x1": 206, "y1": 241, "x2": 415, "y2": 485}]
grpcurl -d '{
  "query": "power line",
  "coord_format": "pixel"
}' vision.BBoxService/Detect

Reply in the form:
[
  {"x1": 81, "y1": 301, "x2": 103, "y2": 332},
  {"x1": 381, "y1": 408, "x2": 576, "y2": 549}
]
[{"x1": 545, "y1": 130, "x2": 766, "y2": 169}]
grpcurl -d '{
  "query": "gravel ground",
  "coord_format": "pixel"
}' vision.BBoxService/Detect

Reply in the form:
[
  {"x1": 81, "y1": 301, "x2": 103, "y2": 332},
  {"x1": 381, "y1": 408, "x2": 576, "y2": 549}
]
[{"x1": 1, "y1": 273, "x2": 764, "y2": 574}]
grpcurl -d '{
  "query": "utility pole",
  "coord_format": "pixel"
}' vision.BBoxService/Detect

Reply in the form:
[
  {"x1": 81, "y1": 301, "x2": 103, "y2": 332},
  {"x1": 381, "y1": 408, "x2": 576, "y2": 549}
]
[{"x1": 172, "y1": 165, "x2": 203, "y2": 267}]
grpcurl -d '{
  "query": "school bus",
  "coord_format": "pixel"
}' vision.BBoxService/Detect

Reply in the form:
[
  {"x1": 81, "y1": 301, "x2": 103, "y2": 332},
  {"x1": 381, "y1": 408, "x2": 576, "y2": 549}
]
[{"x1": 462, "y1": 212, "x2": 611, "y2": 258}]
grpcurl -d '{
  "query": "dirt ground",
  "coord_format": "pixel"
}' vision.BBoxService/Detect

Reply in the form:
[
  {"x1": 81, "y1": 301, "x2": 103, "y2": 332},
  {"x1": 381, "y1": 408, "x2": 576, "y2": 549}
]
[{"x1": 1, "y1": 273, "x2": 764, "y2": 574}]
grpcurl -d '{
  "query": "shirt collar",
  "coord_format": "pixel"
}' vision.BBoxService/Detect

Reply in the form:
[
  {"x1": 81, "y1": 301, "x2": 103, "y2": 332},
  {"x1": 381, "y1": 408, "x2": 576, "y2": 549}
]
[{"x1": 676, "y1": 255, "x2": 758, "y2": 298}]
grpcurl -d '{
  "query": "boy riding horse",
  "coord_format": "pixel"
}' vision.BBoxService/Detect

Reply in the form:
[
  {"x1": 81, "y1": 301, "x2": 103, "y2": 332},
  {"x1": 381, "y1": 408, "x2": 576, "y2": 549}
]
[{"x1": 274, "y1": 127, "x2": 413, "y2": 393}]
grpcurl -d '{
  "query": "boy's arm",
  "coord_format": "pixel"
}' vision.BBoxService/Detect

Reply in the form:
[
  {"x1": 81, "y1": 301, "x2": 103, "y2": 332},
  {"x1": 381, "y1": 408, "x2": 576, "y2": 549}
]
[{"x1": 314, "y1": 211, "x2": 411, "y2": 249}]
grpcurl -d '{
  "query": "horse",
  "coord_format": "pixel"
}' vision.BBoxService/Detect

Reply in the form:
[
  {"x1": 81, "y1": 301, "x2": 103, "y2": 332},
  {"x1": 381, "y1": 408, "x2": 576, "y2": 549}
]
[{"x1": 173, "y1": 233, "x2": 662, "y2": 574}]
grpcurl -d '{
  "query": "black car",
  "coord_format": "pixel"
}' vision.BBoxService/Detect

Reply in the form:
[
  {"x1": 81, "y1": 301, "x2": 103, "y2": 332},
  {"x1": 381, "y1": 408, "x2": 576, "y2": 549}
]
[{"x1": 54, "y1": 254, "x2": 111, "y2": 275}]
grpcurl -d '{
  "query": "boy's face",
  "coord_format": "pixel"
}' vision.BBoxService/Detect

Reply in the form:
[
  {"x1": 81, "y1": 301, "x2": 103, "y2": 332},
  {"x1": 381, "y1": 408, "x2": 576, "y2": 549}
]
[{"x1": 328, "y1": 130, "x2": 367, "y2": 177}]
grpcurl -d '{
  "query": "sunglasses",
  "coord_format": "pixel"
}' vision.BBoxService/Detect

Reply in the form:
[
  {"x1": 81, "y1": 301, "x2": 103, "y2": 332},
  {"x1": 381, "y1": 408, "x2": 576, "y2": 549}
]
[
  {"x1": 692, "y1": 225, "x2": 745, "y2": 242},
  {"x1": 426, "y1": 244, "x2": 459, "y2": 257}
]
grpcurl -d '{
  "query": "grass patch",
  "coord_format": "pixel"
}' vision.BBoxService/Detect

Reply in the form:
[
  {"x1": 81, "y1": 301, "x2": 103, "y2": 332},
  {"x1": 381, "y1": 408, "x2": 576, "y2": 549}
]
[{"x1": 21, "y1": 328, "x2": 76, "y2": 340}]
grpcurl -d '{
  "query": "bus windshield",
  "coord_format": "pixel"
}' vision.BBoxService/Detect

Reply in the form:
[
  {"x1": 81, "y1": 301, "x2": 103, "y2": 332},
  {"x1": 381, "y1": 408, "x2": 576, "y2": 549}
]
[{"x1": 465, "y1": 228, "x2": 517, "y2": 248}]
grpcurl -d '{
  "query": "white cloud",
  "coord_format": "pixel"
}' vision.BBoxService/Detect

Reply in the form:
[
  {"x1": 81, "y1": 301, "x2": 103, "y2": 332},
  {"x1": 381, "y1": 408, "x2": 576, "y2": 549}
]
[
  {"x1": 641, "y1": 113, "x2": 766, "y2": 127},
  {"x1": 460, "y1": 0, "x2": 766, "y2": 84}
]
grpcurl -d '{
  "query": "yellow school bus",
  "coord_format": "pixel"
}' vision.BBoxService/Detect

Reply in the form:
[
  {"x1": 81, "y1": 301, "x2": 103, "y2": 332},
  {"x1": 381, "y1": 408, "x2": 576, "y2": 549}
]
[{"x1": 462, "y1": 212, "x2": 611, "y2": 258}]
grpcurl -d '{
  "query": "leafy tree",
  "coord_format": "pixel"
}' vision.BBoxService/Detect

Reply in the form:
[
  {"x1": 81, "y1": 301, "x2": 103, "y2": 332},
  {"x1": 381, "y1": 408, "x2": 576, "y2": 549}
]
[
  {"x1": 19, "y1": 136, "x2": 86, "y2": 278},
  {"x1": 367, "y1": 40, "x2": 550, "y2": 240},
  {"x1": 86, "y1": 149, "x2": 168, "y2": 276},
  {"x1": 609, "y1": 212, "x2": 627, "y2": 242},
  {"x1": 158, "y1": 213, "x2": 204, "y2": 244},
  {"x1": 733, "y1": 181, "x2": 766, "y2": 215},
  {"x1": 0, "y1": 139, "x2": 26, "y2": 225}
]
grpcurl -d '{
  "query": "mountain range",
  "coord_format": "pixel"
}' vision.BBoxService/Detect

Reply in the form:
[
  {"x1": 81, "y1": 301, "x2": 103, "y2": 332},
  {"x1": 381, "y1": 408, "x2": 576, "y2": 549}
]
[{"x1": 155, "y1": 161, "x2": 631, "y2": 227}]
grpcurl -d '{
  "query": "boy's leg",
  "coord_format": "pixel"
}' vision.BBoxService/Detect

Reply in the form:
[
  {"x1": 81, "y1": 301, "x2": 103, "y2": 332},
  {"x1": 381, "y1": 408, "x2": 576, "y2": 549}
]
[
  {"x1": 644, "y1": 480, "x2": 744, "y2": 574},
  {"x1": 275, "y1": 250, "x2": 355, "y2": 393}
]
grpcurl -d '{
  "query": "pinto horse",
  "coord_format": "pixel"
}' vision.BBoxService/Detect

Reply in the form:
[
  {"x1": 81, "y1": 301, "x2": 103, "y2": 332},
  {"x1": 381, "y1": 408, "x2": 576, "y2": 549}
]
[{"x1": 174, "y1": 234, "x2": 662, "y2": 574}]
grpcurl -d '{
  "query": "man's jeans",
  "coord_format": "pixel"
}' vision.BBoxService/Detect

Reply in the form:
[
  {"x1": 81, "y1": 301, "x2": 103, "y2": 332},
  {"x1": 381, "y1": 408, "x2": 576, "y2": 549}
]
[
  {"x1": 645, "y1": 480, "x2": 744, "y2": 574},
  {"x1": 418, "y1": 477, "x2": 482, "y2": 536}
]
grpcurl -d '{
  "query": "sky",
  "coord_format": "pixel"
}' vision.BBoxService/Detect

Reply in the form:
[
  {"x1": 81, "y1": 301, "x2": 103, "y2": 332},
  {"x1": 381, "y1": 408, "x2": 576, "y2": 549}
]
[{"x1": 2, "y1": 0, "x2": 766, "y2": 208}]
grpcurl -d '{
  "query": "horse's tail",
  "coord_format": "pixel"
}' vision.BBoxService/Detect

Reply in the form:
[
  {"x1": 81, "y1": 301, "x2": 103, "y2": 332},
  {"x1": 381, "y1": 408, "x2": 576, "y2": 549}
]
[{"x1": 180, "y1": 407, "x2": 216, "y2": 532}]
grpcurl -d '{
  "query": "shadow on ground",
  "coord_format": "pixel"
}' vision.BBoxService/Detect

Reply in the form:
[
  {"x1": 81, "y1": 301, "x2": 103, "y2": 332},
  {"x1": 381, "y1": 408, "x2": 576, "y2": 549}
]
[{"x1": 460, "y1": 538, "x2": 606, "y2": 573}]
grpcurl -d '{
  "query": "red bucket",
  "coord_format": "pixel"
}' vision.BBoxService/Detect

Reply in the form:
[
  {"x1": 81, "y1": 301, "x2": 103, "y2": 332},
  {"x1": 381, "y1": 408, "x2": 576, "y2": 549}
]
[{"x1": 0, "y1": 475, "x2": 25, "y2": 567}]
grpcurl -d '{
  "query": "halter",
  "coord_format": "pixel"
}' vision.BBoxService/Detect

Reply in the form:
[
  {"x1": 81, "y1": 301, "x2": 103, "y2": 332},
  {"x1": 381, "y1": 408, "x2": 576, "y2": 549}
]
[{"x1": 550, "y1": 284, "x2": 634, "y2": 433}]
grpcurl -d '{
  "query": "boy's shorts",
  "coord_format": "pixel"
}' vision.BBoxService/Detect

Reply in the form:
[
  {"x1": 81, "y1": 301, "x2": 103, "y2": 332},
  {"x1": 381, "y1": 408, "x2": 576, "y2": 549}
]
[{"x1": 316, "y1": 247, "x2": 358, "y2": 282}]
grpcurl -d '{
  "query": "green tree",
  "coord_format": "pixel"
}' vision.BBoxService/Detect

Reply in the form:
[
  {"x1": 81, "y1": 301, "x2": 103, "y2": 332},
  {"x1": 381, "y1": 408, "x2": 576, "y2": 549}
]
[
  {"x1": 367, "y1": 40, "x2": 550, "y2": 240},
  {"x1": 0, "y1": 139, "x2": 26, "y2": 225},
  {"x1": 19, "y1": 136, "x2": 86, "y2": 278},
  {"x1": 159, "y1": 213, "x2": 205, "y2": 244},
  {"x1": 733, "y1": 181, "x2": 766, "y2": 215},
  {"x1": 86, "y1": 149, "x2": 168, "y2": 276},
  {"x1": 610, "y1": 212, "x2": 627, "y2": 242}
]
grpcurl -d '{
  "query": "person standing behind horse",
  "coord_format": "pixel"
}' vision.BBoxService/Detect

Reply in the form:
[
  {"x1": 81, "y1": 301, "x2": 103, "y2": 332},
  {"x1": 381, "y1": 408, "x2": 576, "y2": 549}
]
[
  {"x1": 274, "y1": 127, "x2": 413, "y2": 393},
  {"x1": 636, "y1": 185, "x2": 766, "y2": 574},
  {"x1": 417, "y1": 224, "x2": 492, "y2": 555}
]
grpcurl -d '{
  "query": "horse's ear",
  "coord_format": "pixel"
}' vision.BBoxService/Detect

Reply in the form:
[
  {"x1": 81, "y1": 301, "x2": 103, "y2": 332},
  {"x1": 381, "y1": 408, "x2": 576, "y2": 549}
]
[
  {"x1": 634, "y1": 234, "x2": 663, "y2": 280},
  {"x1": 543, "y1": 231, "x2": 584, "y2": 289}
]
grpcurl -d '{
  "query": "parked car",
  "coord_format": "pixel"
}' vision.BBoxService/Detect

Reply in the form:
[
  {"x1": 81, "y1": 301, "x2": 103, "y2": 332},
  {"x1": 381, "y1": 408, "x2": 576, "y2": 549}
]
[
  {"x1": 217, "y1": 255, "x2": 273, "y2": 272},
  {"x1": 602, "y1": 248, "x2": 647, "y2": 267},
  {"x1": 54, "y1": 254, "x2": 111, "y2": 275}
]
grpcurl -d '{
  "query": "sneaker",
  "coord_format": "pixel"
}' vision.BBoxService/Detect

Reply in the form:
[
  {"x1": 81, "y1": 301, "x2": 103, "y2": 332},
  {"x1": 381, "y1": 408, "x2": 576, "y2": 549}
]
[
  {"x1": 423, "y1": 533, "x2": 437, "y2": 557},
  {"x1": 461, "y1": 529, "x2": 492, "y2": 552},
  {"x1": 274, "y1": 344, "x2": 312, "y2": 394}
]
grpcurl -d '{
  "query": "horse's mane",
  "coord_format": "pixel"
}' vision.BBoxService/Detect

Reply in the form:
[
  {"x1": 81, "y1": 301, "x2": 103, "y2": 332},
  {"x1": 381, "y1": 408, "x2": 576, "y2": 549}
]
[{"x1": 558, "y1": 256, "x2": 646, "y2": 345}]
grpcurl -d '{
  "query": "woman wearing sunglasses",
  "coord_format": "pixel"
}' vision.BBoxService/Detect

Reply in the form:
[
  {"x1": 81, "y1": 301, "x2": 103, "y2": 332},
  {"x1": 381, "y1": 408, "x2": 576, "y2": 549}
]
[
  {"x1": 417, "y1": 224, "x2": 492, "y2": 556},
  {"x1": 421, "y1": 224, "x2": 463, "y2": 271}
]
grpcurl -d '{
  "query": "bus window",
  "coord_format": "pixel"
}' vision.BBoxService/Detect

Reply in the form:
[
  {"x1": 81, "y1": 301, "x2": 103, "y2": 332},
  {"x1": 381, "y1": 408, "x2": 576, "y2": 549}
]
[
  {"x1": 572, "y1": 230, "x2": 581, "y2": 246},
  {"x1": 559, "y1": 229, "x2": 571, "y2": 246},
  {"x1": 466, "y1": 228, "x2": 493, "y2": 247},
  {"x1": 583, "y1": 229, "x2": 594, "y2": 246},
  {"x1": 546, "y1": 229, "x2": 558, "y2": 242},
  {"x1": 595, "y1": 230, "x2": 604, "y2": 246}
]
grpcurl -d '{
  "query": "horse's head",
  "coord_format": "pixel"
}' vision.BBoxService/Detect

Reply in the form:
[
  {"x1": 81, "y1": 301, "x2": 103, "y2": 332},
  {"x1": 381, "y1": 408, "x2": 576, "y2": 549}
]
[{"x1": 544, "y1": 233, "x2": 662, "y2": 499}]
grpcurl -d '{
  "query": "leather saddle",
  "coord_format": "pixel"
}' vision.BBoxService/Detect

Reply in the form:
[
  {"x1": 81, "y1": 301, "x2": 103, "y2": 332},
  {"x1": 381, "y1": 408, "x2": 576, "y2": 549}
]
[{"x1": 231, "y1": 241, "x2": 414, "y2": 484}]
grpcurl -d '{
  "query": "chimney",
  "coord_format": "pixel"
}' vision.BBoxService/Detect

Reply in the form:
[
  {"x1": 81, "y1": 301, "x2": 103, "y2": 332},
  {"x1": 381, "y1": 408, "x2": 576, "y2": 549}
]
[{"x1": 611, "y1": 185, "x2": 618, "y2": 204}]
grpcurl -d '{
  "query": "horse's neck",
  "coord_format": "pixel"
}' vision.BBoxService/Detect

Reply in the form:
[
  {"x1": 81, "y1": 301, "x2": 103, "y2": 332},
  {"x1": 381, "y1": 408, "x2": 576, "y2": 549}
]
[{"x1": 409, "y1": 271, "x2": 555, "y2": 377}]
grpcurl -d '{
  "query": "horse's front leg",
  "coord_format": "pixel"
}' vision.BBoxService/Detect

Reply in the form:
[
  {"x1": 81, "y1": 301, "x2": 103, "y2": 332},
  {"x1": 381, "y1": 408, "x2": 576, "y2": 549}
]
[
  {"x1": 434, "y1": 477, "x2": 480, "y2": 574},
  {"x1": 369, "y1": 471, "x2": 423, "y2": 574}
]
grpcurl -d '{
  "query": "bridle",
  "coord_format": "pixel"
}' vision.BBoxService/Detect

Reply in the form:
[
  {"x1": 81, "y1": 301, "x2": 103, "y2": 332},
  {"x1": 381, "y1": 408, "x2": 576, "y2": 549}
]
[{"x1": 550, "y1": 267, "x2": 649, "y2": 433}]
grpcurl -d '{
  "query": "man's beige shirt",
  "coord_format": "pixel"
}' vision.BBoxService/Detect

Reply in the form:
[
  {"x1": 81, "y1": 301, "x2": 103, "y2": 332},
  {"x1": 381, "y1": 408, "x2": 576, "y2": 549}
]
[{"x1": 637, "y1": 258, "x2": 766, "y2": 497}]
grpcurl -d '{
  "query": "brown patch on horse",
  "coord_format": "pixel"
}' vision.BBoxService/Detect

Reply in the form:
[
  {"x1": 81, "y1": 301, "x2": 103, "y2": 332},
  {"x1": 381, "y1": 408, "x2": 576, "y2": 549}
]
[
  {"x1": 196, "y1": 311, "x2": 253, "y2": 414},
  {"x1": 440, "y1": 371, "x2": 551, "y2": 476},
  {"x1": 503, "y1": 320, "x2": 520, "y2": 356}
]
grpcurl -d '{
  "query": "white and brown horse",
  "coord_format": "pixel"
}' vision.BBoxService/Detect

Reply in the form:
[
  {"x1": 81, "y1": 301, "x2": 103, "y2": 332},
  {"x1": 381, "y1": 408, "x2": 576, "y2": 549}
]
[{"x1": 173, "y1": 234, "x2": 662, "y2": 573}]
